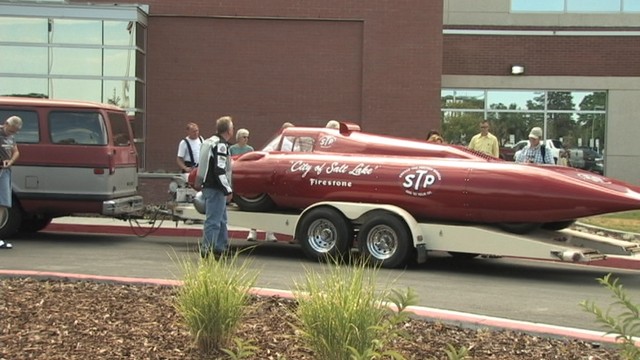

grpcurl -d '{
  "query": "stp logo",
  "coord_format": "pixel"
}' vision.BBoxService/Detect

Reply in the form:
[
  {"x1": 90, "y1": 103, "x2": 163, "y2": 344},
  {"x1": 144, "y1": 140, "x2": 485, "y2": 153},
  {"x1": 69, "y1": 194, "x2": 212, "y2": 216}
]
[
  {"x1": 318, "y1": 136, "x2": 337, "y2": 148},
  {"x1": 399, "y1": 166, "x2": 441, "y2": 197}
]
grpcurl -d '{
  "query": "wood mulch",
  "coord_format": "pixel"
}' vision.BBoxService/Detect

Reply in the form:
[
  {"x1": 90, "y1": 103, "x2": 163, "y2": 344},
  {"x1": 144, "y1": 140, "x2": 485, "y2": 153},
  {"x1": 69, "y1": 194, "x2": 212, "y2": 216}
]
[{"x1": 0, "y1": 278, "x2": 619, "y2": 360}]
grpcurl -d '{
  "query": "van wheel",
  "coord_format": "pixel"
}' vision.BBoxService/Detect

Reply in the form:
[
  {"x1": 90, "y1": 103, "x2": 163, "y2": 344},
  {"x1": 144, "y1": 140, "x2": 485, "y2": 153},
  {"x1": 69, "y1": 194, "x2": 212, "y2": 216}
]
[
  {"x1": 297, "y1": 207, "x2": 353, "y2": 262},
  {"x1": 358, "y1": 214, "x2": 412, "y2": 269},
  {"x1": 233, "y1": 193, "x2": 276, "y2": 212},
  {"x1": 19, "y1": 216, "x2": 53, "y2": 233},
  {"x1": 0, "y1": 206, "x2": 22, "y2": 238}
]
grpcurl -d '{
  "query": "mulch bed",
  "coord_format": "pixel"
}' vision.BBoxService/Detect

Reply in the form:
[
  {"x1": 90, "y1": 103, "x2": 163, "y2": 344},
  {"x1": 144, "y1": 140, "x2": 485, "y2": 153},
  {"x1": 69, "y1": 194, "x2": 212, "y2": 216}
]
[{"x1": 0, "y1": 278, "x2": 619, "y2": 359}]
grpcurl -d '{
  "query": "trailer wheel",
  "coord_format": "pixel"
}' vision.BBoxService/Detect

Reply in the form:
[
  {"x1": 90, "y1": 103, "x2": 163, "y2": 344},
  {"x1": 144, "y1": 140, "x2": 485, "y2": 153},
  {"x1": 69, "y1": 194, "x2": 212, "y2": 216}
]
[
  {"x1": 297, "y1": 207, "x2": 352, "y2": 262},
  {"x1": 0, "y1": 206, "x2": 22, "y2": 238},
  {"x1": 541, "y1": 220, "x2": 575, "y2": 231},
  {"x1": 358, "y1": 214, "x2": 411, "y2": 268},
  {"x1": 233, "y1": 193, "x2": 276, "y2": 212}
]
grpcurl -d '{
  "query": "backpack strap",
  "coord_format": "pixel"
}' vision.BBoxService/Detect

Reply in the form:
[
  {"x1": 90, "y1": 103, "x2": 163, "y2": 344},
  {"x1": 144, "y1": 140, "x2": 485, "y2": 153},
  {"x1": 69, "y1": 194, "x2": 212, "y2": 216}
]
[
  {"x1": 184, "y1": 137, "x2": 195, "y2": 164},
  {"x1": 540, "y1": 145, "x2": 546, "y2": 164}
]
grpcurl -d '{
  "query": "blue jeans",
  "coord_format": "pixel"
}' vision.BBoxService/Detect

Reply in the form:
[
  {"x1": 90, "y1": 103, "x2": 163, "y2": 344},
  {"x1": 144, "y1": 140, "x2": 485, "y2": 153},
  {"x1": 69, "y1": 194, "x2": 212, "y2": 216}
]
[{"x1": 201, "y1": 187, "x2": 229, "y2": 253}]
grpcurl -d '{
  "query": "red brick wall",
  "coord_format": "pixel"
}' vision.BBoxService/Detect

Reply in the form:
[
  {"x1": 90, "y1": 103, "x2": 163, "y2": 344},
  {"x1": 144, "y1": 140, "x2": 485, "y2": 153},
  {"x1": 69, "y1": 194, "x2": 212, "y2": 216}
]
[
  {"x1": 443, "y1": 30, "x2": 640, "y2": 77},
  {"x1": 77, "y1": 0, "x2": 443, "y2": 172}
]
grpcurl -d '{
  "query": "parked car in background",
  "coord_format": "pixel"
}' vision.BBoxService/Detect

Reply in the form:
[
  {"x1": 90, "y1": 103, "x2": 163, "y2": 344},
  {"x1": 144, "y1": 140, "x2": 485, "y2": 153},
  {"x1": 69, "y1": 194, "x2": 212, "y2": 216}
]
[
  {"x1": 568, "y1": 147, "x2": 604, "y2": 174},
  {"x1": 504, "y1": 139, "x2": 566, "y2": 164}
]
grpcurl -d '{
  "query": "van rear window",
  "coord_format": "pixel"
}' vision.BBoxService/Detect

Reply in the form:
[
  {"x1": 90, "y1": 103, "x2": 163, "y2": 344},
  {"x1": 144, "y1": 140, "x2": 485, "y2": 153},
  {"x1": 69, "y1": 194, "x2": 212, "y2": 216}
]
[
  {"x1": 0, "y1": 110, "x2": 40, "y2": 143},
  {"x1": 49, "y1": 111, "x2": 108, "y2": 145},
  {"x1": 108, "y1": 111, "x2": 132, "y2": 146}
]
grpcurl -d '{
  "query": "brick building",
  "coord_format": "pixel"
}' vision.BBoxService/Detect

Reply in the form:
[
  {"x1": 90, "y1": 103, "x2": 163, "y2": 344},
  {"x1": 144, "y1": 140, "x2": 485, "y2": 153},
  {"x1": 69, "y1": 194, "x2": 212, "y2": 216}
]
[{"x1": 1, "y1": 0, "x2": 639, "y2": 184}]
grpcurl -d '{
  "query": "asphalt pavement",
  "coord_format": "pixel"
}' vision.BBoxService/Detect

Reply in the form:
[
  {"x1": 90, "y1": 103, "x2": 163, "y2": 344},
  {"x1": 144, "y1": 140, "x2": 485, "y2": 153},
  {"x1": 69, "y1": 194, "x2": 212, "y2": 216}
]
[{"x1": 2, "y1": 215, "x2": 639, "y2": 346}]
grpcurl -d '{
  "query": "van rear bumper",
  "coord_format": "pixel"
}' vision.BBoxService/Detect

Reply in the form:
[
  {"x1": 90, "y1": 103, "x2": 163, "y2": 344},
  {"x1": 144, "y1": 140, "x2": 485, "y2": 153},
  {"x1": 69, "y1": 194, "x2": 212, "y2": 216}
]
[{"x1": 102, "y1": 195, "x2": 144, "y2": 216}]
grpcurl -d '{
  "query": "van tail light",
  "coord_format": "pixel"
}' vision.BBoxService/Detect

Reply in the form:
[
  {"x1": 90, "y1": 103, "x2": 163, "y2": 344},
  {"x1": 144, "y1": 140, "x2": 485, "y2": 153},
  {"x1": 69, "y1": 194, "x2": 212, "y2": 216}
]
[
  {"x1": 94, "y1": 168, "x2": 105, "y2": 175},
  {"x1": 108, "y1": 151, "x2": 116, "y2": 174}
]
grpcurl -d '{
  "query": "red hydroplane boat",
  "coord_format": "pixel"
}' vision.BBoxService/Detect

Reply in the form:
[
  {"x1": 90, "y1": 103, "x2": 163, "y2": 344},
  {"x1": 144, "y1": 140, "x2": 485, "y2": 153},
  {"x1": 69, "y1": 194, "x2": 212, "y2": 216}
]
[{"x1": 230, "y1": 123, "x2": 640, "y2": 234}]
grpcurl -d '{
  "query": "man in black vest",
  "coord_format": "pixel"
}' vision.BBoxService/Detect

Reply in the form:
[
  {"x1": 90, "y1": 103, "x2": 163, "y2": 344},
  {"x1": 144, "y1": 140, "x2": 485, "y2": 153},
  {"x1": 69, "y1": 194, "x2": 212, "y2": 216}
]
[{"x1": 176, "y1": 122, "x2": 204, "y2": 173}]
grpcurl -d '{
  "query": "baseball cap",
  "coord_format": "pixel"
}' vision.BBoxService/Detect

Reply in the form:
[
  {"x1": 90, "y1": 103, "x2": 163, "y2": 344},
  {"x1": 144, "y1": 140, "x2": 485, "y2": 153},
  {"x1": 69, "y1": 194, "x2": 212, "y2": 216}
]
[{"x1": 528, "y1": 127, "x2": 543, "y2": 140}]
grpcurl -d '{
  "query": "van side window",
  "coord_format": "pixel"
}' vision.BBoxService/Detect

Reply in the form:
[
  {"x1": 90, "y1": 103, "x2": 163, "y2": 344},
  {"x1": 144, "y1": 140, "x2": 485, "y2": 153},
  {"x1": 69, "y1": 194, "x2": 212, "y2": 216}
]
[
  {"x1": 0, "y1": 110, "x2": 40, "y2": 143},
  {"x1": 49, "y1": 111, "x2": 108, "y2": 145},
  {"x1": 108, "y1": 112, "x2": 132, "y2": 146}
]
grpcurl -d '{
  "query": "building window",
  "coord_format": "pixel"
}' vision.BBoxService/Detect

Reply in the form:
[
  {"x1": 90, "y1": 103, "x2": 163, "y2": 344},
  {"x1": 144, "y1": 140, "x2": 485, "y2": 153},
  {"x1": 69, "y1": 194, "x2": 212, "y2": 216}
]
[
  {"x1": 0, "y1": 3, "x2": 148, "y2": 168},
  {"x1": 512, "y1": 0, "x2": 640, "y2": 13},
  {"x1": 441, "y1": 89, "x2": 606, "y2": 169}
]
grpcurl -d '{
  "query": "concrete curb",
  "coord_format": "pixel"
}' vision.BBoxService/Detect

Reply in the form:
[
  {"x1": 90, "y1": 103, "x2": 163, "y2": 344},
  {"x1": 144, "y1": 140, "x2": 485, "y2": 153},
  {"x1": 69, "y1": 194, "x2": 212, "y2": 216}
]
[{"x1": 0, "y1": 269, "x2": 623, "y2": 347}]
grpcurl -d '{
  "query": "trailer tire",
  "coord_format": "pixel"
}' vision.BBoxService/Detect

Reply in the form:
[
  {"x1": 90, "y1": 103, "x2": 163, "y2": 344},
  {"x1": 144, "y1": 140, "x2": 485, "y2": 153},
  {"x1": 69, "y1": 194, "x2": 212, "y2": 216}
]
[
  {"x1": 358, "y1": 214, "x2": 412, "y2": 268},
  {"x1": 0, "y1": 205, "x2": 22, "y2": 238},
  {"x1": 233, "y1": 193, "x2": 276, "y2": 212},
  {"x1": 297, "y1": 207, "x2": 352, "y2": 262}
]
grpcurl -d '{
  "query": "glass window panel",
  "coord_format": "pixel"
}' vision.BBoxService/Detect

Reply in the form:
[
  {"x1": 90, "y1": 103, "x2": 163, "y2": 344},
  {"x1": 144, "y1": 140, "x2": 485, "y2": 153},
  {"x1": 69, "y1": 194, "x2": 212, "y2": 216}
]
[
  {"x1": 567, "y1": 0, "x2": 621, "y2": 12},
  {"x1": 0, "y1": 17, "x2": 48, "y2": 43},
  {"x1": 546, "y1": 91, "x2": 575, "y2": 110},
  {"x1": 102, "y1": 80, "x2": 136, "y2": 109},
  {"x1": 49, "y1": 19, "x2": 102, "y2": 45},
  {"x1": 511, "y1": 0, "x2": 564, "y2": 12},
  {"x1": 0, "y1": 109, "x2": 40, "y2": 143},
  {"x1": 50, "y1": 79, "x2": 101, "y2": 102},
  {"x1": 487, "y1": 90, "x2": 543, "y2": 111},
  {"x1": 104, "y1": 49, "x2": 136, "y2": 77},
  {"x1": 0, "y1": 77, "x2": 48, "y2": 98},
  {"x1": 624, "y1": 0, "x2": 640, "y2": 11},
  {"x1": 441, "y1": 90, "x2": 484, "y2": 109},
  {"x1": 573, "y1": 91, "x2": 607, "y2": 111},
  {"x1": 546, "y1": 112, "x2": 576, "y2": 140},
  {"x1": 49, "y1": 111, "x2": 107, "y2": 145},
  {"x1": 0, "y1": 46, "x2": 48, "y2": 74},
  {"x1": 104, "y1": 20, "x2": 135, "y2": 46},
  {"x1": 49, "y1": 48, "x2": 102, "y2": 76},
  {"x1": 108, "y1": 111, "x2": 132, "y2": 146},
  {"x1": 486, "y1": 112, "x2": 539, "y2": 146},
  {"x1": 441, "y1": 111, "x2": 485, "y2": 145}
]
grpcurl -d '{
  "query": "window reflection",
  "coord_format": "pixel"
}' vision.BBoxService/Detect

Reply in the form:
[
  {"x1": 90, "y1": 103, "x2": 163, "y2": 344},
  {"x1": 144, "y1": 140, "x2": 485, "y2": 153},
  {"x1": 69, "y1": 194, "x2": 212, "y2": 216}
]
[
  {"x1": 441, "y1": 89, "x2": 607, "y2": 173},
  {"x1": 49, "y1": 19, "x2": 102, "y2": 45},
  {"x1": 512, "y1": 0, "x2": 632, "y2": 12},
  {"x1": 0, "y1": 46, "x2": 48, "y2": 74},
  {"x1": 50, "y1": 48, "x2": 103, "y2": 76},
  {"x1": 441, "y1": 90, "x2": 484, "y2": 109},
  {"x1": 0, "y1": 18, "x2": 48, "y2": 43},
  {"x1": 511, "y1": 0, "x2": 564, "y2": 12},
  {"x1": 51, "y1": 79, "x2": 101, "y2": 102},
  {"x1": 487, "y1": 90, "x2": 541, "y2": 111},
  {"x1": 567, "y1": 0, "x2": 621, "y2": 12},
  {"x1": 0, "y1": 77, "x2": 47, "y2": 97},
  {"x1": 625, "y1": 0, "x2": 640, "y2": 11}
]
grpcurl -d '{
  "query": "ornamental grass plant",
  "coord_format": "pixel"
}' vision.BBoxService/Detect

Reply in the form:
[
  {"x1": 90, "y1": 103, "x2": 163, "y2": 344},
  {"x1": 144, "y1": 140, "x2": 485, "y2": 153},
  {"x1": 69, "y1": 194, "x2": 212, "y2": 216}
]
[
  {"x1": 294, "y1": 258, "x2": 414, "y2": 360},
  {"x1": 174, "y1": 251, "x2": 258, "y2": 354}
]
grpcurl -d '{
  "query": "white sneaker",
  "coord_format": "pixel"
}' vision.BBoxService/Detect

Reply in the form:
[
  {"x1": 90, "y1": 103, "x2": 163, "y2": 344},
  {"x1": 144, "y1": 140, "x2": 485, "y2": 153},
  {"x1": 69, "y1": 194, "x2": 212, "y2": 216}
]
[
  {"x1": 246, "y1": 229, "x2": 258, "y2": 242},
  {"x1": 266, "y1": 232, "x2": 278, "y2": 242}
]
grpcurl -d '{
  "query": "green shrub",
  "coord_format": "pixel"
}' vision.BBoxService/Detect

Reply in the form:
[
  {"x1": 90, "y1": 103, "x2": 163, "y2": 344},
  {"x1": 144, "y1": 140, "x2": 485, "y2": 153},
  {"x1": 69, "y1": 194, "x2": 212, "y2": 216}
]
[
  {"x1": 294, "y1": 258, "x2": 414, "y2": 360},
  {"x1": 174, "y1": 252, "x2": 258, "y2": 354},
  {"x1": 580, "y1": 273, "x2": 640, "y2": 360}
]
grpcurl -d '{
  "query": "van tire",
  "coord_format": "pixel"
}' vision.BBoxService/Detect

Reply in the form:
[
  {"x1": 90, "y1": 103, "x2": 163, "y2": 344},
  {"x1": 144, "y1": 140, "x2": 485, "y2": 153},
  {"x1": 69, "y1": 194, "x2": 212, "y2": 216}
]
[
  {"x1": 19, "y1": 216, "x2": 53, "y2": 233},
  {"x1": 0, "y1": 206, "x2": 22, "y2": 238}
]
